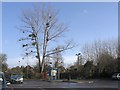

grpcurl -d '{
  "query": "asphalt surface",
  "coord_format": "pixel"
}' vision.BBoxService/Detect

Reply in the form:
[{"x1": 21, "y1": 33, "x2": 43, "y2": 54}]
[{"x1": 7, "y1": 79, "x2": 120, "y2": 90}]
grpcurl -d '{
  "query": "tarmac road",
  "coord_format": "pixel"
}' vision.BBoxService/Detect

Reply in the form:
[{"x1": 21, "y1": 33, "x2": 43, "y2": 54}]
[{"x1": 7, "y1": 79, "x2": 120, "y2": 90}]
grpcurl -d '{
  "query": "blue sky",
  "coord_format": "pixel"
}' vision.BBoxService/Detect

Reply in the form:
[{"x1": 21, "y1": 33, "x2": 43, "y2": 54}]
[{"x1": 2, "y1": 2, "x2": 118, "y2": 67}]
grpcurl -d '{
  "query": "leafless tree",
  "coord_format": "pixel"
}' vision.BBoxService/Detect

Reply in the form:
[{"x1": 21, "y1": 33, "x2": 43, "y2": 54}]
[
  {"x1": 82, "y1": 39, "x2": 118, "y2": 64},
  {"x1": 51, "y1": 46, "x2": 64, "y2": 68},
  {"x1": 18, "y1": 5, "x2": 75, "y2": 73},
  {"x1": 82, "y1": 39, "x2": 118, "y2": 75},
  {"x1": 0, "y1": 54, "x2": 8, "y2": 72}
]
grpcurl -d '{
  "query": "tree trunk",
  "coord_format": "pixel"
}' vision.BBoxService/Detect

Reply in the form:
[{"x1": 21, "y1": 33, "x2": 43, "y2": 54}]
[{"x1": 41, "y1": 26, "x2": 48, "y2": 73}]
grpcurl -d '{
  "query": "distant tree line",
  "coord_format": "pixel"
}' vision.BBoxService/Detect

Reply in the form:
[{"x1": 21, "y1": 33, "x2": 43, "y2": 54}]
[{"x1": 63, "y1": 39, "x2": 119, "y2": 79}]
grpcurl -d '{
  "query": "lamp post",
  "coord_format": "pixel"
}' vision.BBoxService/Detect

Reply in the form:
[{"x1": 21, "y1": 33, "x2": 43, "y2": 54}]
[
  {"x1": 18, "y1": 61, "x2": 20, "y2": 67},
  {"x1": 49, "y1": 62, "x2": 52, "y2": 80},
  {"x1": 18, "y1": 61, "x2": 21, "y2": 74},
  {"x1": 22, "y1": 57, "x2": 29, "y2": 79},
  {"x1": 76, "y1": 53, "x2": 82, "y2": 65}
]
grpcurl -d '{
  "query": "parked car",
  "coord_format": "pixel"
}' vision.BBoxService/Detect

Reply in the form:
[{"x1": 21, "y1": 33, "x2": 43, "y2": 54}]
[
  {"x1": 0, "y1": 72, "x2": 10, "y2": 90},
  {"x1": 10, "y1": 74, "x2": 23, "y2": 84},
  {"x1": 112, "y1": 73, "x2": 120, "y2": 80}
]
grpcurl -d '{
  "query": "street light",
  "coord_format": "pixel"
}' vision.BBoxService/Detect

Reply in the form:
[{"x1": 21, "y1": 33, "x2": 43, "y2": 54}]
[
  {"x1": 76, "y1": 53, "x2": 81, "y2": 56},
  {"x1": 22, "y1": 57, "x2": 29, "y2": 79},
  {"x1": 18, "y1": 61, "x2": 21, "y2": 74},
  {"x1": 18, "y1": 61, "x2": 20, "y2": 67},
  {"x1": 48, "y1": 62, "x2": 52, "y2": 80},
  {"x1": 76, "y1": 53, "x2": 82, "y2": 65}
]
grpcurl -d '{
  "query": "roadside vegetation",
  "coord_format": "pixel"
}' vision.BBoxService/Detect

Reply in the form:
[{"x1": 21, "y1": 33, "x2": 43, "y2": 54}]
[
  {"x1": 66, "y1": 39, "x2": 119, "y2": 79},
  {"x1": 0, "y1": 38, "x2": 119, "y2": 80}
]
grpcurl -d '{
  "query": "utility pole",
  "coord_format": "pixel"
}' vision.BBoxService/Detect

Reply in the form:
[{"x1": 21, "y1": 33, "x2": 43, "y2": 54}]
[
  {"x1": 22, "y1": 56, "x2": 29, "y2": 79},
  {"x1": 18, "y1": 61, "x2": 21, "y2": 74},
  {"x1": 76, "y1": 53, "x2": 82, "y2": 65},
  {"x1": 18, "y1": 61, "x2": 20, "y2": 67}
]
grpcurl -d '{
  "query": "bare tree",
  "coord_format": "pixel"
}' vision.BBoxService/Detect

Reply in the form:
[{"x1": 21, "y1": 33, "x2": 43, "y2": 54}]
[
  {"x1": 82, "y1": 39, "x2": 118, "y2": 65},
  {"x1": 81, "y1": 39, "x2": 118, "y2": 77},
  {"x1": 0, "y1": 54, "x2": 8, "y2": 72},
  {"x1": 51, "y1": 46, "x2": 64, "y2": 68},
  {"x1": 18, "y1": 5, "x2": 74, "y2": 73}
]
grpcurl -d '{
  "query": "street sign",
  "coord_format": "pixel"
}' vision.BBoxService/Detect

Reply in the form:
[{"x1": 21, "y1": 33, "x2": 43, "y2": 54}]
[{"x1": 51, "y1": 69, "x2": 57, "y2": 76}]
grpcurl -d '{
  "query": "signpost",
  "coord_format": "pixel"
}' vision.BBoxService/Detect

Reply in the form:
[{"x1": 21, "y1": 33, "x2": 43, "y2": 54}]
[{"x1": 48, "y1": 68, "x2": 57, "y2": 80}]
